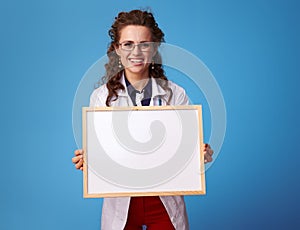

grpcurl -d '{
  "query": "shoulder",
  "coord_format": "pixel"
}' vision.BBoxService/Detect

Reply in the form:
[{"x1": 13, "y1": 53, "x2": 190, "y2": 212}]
[
  {"x1": 167, "y1": 80, "x2": 186, "y2": 94},
  {"x1": 89, "y1": 84, "x2": 109, "y2": 107},
  {"x1": 167, "y1": 80, "x2": 190, "y2": 105}
]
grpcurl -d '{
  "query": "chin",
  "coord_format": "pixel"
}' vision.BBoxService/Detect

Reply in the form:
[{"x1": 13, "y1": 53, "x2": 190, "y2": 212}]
[{"x1": 126, "y1": 65, "x2": 149, "y2": 75}]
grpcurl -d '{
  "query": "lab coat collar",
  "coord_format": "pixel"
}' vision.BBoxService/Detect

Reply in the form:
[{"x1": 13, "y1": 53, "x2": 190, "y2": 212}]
[{"x1": 117, "y1": 72, "x2": 167, "y2": 98}]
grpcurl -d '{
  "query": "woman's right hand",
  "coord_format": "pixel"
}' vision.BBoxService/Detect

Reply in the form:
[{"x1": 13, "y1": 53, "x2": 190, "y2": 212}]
[{"x1": 72, "y1": 149, "x2": 84, "y2": 171}]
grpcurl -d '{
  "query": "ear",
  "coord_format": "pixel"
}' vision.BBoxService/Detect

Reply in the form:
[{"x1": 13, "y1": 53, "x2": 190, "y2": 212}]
[{"x1": 114, "y1": 44, "x2": 121, "y2": 56}]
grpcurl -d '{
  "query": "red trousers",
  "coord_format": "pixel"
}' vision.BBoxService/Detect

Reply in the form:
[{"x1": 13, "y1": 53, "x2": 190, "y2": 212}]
[{"x1": 124, "y1": 196, "x2": 175, "y2": 230}]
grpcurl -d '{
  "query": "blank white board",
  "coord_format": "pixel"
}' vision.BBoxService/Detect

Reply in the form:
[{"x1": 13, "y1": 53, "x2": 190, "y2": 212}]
[{"x1": 82, "y1": 105, "x2": 205, "y2": 198}]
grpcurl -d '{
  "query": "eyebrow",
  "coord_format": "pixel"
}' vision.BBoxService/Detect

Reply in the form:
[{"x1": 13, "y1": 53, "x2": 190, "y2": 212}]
[{"x1": 119, "y1": 40, "x2": 152, "y2": 43}]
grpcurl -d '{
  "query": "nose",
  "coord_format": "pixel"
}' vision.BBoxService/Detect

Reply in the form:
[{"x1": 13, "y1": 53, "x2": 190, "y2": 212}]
[{"x1": 131, "y1": 44, "x2": 142, "y2": 55}]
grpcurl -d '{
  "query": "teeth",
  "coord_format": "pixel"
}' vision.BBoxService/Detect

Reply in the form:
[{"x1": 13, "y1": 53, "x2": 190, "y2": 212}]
[{"x1": 130, "y1": 59, "x2": 144, "y2": 63}]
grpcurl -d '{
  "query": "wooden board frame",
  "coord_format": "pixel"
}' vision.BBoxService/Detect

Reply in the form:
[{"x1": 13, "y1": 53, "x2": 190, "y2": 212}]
[{"x1": 82, "y1": 105, "x2": 205, "y2": 198}]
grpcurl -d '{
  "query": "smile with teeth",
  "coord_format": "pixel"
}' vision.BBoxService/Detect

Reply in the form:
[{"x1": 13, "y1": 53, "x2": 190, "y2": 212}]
[{"x1": 129, "y1": 58, "x2": 144, "y2": 64}]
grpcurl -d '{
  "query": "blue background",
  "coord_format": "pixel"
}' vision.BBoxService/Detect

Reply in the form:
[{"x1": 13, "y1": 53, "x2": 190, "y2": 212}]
[{"x1": 1, "y1": 0, "x2": 299, "y2": 229}]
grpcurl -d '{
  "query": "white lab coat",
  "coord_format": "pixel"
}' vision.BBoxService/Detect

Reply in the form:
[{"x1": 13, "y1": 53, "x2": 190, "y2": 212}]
[{"x1": 89, "y1": 75, "x2": 190, "y2": 230}]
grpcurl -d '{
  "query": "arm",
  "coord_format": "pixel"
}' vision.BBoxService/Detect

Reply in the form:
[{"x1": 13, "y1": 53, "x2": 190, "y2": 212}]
[{"x1": 71, "y1": 86, "x2": 108, "y2": 171}]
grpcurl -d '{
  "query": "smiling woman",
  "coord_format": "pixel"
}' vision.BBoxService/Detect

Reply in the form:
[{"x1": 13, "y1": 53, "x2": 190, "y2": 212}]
[
  {"x1": 103, "y1": 10, "x2": 173, "y2": 107},
  {"x1": 71, "y1": 9, "x2": 214, "y2": 230},
  {"x1": 115, "y1": 25, "x2": 155, "y2": 87}
]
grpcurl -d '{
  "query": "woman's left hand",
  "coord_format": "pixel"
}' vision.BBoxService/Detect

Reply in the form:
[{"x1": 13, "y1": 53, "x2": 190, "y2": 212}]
[{"x1": 204, "y1": 143, "x2": 214, "y2": 164}]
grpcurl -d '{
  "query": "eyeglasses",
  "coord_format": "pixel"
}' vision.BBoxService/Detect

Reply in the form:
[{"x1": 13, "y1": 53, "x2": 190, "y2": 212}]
[{"x1": 118, "y1": 41, "x2": 154, "y2": 52}]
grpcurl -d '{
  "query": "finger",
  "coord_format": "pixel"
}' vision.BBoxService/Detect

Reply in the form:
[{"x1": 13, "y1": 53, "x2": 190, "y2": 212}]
[
  {"x1": 204, "y1": 144, "x2": 214, "y2": 155},
  {"x1": 204, "y1": 143, "x2": 211, "y2": 148},
  {"x1": 72, "y1": 155, "x2": 83, "y2": 163},
  {"x1": 75, "y1": 159, "x2": 83, "y2": 169},
  {"x1": 206, "y1": 148, "x2": 214, "y2": 156},
  {"x1": 204, "y1": 153, "x2": 213, "y2": 163},
  {"x1": 204, "y1": 157, "x2": 212, "y2": 163},
  {"x1": 203, "y1": 143, "x2": 209, "y2": 152},
  {"x1": 71, "y1": 157, "x2": 77, "y2": 164},
  {"x1": 74, "y1": 149, "x2": 83, "y2": 156}
]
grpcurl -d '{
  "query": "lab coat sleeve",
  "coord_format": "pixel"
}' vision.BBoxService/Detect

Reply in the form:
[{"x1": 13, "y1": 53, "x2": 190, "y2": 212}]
[
  {"x1": 169, "y1": 81, "x2": 190, "y2": 106},
  {"x1": 89, "y1": 85, "x2": 108, "y2": 107}
]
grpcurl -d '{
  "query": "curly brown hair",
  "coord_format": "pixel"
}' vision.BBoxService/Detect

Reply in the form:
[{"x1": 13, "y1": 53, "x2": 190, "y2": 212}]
[{"x1": 100, "y1": 9, "x2": 172, "y2": 106}]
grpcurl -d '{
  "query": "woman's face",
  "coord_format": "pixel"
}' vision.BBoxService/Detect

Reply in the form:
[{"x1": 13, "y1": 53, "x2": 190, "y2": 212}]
[{"x1": 116, "y1": 25, "x2": 156, "y2": 79}]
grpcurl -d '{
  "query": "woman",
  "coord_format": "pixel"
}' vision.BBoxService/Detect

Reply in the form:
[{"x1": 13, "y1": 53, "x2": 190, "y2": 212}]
[{"x1": 72, "y1": 9, "x2": 213, "y2": 230}]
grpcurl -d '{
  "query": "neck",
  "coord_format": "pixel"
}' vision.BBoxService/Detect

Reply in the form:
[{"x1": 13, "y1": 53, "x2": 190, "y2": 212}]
[{"x1": 125, "y1": 70, "x2": 150, "y2": 91}]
